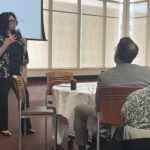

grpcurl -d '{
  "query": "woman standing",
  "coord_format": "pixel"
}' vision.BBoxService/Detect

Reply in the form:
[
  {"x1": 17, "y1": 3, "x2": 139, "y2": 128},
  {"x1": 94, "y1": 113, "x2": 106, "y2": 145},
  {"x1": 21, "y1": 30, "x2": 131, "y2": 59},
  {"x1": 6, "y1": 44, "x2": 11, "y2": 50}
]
[
  {"x1": 0, "y1": 12, "x2": 35, "y2": 136},
  {"x1": 0, "y1": 29, "x2": 15, "y2": 136}
]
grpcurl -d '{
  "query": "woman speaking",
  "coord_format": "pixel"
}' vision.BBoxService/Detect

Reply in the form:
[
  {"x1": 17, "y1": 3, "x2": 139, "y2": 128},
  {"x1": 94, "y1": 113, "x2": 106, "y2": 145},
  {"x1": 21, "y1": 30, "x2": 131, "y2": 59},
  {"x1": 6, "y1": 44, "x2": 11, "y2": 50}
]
[{"x1": 0, "y1": 12, "x2": 35, "y2": 136}]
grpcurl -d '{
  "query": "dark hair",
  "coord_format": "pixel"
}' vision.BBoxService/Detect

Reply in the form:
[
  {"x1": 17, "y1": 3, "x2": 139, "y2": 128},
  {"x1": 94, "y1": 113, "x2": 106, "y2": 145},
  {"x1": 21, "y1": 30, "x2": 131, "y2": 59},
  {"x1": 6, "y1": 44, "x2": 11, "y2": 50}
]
[
  {"x1": 116, "y1": 37, "x2": 138, "y2": 63},
  {"x1": 0, "y1": 12, "x2": 18, "y2": 38}
]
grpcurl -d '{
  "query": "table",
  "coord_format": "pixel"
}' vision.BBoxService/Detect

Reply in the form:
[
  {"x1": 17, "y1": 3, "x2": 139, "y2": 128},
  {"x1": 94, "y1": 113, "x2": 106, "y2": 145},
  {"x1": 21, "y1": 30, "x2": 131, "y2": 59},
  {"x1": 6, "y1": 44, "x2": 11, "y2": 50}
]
[
  {"x1": 52, "y1": 82, "x2": 97, "y2": 144},
  {"x1": 53, "y1": 82, "x2": 97, "y2": 119}
]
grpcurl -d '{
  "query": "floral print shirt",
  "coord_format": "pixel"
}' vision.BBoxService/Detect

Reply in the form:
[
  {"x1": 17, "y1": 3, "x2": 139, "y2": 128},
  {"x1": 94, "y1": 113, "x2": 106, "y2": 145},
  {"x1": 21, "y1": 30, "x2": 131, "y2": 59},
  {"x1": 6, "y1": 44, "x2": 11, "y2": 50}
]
[
  {"x1": 0, "y1": 37, "x2": 29, "y2": 78},
  {"x1": 121, "y1": 86, "x2": 150, "y2": 129},
  {"x1": 0, "y1": 38, "x2": 9, "y2": 78}
]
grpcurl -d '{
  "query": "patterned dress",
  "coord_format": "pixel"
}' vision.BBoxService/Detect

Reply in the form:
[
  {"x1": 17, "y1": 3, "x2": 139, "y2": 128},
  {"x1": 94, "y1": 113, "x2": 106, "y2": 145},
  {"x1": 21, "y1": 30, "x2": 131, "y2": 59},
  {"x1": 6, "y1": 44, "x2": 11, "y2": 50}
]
[
  {"x1": 0, "y1": 37, "x2": 29, "y2": 78},
  {"x1": 0, "y1": 39, "x2": 9, "y2": 78},
  {"x1": 122, "y1": 86, "x2": 150, "y2": 129}
]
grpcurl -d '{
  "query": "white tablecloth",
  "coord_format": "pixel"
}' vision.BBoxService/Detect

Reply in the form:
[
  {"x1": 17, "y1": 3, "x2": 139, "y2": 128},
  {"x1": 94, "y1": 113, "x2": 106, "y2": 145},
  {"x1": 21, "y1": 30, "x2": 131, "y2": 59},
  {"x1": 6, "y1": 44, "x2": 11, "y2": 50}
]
[{"x1": 53, "y1": 82, "x2": 97, "y2": 119}]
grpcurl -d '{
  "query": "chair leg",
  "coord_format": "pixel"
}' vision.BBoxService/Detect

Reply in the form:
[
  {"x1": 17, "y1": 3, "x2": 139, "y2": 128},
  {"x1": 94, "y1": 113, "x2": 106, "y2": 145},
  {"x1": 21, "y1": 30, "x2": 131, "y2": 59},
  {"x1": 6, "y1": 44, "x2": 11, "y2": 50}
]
[
  {"x1": 97, "y1": 112, "x2": 100, "y2": 150},
  {"x1": 45, "y1": 116, "x2": 48, "y2": 150},
  {"x1": 19, "y1": 112, "x2": 22, "y2": 150},
  {"x1": 53, "y1": 114, "x2": 57, "y2": 150},
  {"x1": 24, "y1": 118, "x2": 26, "y2": 135},
  {"x1": 45, "y1": 90, "x2": 48, "y2": 105}
]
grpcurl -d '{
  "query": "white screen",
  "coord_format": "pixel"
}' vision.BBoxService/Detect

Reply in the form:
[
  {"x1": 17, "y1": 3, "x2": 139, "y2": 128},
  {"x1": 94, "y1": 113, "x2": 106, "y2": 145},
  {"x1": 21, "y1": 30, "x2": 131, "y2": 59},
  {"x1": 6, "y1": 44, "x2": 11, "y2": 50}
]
[{"x1": 0, "y1": 0, "x2": 44, "y2": 40}]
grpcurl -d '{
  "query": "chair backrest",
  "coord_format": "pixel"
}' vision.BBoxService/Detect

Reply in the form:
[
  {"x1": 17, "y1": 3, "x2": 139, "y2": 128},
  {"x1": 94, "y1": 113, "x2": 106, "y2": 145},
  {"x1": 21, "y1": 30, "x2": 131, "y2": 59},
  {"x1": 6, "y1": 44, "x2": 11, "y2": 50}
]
[
  {"x1": 99, "y1": 86, "x2": 140, "y2": 125},
  {"x1": 12, "y1": 75, "x2": 26, "y2": 103},
  {"x1": 46, "y1": 71, "x2": 74, "y2": 95}
]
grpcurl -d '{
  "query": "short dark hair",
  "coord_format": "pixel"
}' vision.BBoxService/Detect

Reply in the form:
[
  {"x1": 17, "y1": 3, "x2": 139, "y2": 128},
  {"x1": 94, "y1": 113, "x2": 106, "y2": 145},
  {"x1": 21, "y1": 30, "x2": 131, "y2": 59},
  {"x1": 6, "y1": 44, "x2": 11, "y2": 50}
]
[
  {"x1": 116, "y1": 37, "x2": 138, "y2": 63},
  {"x1": 0, "y1": 12, "x2": 18, "y2": 38}
]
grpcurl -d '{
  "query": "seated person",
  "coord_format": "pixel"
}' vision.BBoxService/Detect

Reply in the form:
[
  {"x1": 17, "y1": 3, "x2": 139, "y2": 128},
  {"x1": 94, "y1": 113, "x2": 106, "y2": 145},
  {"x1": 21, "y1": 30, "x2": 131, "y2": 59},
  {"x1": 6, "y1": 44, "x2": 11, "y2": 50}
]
[
  {"x1": 122, "y1": 86, "x2": 150, "y2": 134},
  {"x1": 109, "y1": 88, "x2": 150, "y2": 150},
  {"x1": 74, "y1": 37, "x2": 150, "y2": 150}
]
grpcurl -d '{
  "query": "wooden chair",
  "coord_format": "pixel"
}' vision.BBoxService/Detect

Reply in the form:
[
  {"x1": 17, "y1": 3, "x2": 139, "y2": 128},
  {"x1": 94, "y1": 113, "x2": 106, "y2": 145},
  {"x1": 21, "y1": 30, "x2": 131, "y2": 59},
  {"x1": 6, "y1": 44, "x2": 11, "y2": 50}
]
[
  {"x1": 96, "y1": 86, "x2": 140, "y2": 150},
  {"x1": 45, "y1": 71, "x2": 74, "y2": 145},
  {"x1": 12, "y1": 75, "x2": 57, "y2": 150},
  {"x1": 45, "y1": 71, "x2": 73, "y2": 104}
]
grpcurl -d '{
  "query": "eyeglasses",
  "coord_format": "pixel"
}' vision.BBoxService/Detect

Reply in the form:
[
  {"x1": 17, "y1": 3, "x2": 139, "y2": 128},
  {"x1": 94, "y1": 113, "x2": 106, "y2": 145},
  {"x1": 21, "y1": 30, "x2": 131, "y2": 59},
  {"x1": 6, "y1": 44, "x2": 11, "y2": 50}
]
[{"x1": 9, "y1": 19, "x2": 16, "y2": 23}]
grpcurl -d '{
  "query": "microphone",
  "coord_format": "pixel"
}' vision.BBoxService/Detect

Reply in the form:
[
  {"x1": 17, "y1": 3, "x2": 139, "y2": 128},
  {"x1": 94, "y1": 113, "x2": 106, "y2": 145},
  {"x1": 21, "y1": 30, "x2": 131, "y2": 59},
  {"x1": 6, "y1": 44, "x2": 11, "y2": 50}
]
[{"x1": 16, "y1": 28, "x2": 22, "y2": 39}]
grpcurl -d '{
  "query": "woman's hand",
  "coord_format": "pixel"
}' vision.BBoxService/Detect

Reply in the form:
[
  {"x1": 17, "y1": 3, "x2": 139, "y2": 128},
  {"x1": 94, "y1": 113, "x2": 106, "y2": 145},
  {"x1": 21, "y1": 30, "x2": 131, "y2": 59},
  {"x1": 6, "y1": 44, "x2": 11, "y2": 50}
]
[
  {"x1": 0, "y1": 33, "x2": 16, "y2": 56},
  {"x1": 4, "y1": 33, "x2": 16, "y2": 47}
]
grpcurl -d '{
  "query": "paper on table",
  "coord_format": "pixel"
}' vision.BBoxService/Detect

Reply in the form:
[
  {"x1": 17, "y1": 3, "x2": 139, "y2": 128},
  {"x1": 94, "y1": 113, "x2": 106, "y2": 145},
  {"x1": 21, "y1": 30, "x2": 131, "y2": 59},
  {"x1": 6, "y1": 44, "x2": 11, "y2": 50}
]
[{"x1": 57, "y1": 83, "x2": 70, "y2": 87}]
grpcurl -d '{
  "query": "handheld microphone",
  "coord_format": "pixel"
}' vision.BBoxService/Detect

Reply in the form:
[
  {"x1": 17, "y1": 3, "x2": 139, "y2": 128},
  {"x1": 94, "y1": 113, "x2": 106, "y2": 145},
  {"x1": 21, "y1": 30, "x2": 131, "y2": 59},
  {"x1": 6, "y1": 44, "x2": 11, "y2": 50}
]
[{"x1": 16, "y1": 28, "x2": 22, "y2": 39}]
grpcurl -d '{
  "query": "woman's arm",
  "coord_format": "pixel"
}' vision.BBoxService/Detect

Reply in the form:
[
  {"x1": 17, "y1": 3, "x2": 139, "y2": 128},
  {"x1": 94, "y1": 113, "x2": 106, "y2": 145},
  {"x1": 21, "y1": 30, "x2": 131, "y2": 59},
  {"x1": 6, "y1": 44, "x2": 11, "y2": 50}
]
[
  {"x1": 19, "y1": 37, "x2": 27, "y2": 53},
  {"x1": 0, "y1": 34, "x2": 16, "y2": 56}
]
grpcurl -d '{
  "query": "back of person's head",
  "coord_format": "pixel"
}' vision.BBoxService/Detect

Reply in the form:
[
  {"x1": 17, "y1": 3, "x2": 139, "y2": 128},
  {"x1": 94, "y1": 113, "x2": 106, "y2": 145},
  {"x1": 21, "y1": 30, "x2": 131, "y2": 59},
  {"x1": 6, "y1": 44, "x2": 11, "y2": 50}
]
[
  {"x1": 0, "y1": 12, "x2": 18, "y2": 38},
  {"x1": 116, "y1": 37, "x2": 139, "y2": 63}
]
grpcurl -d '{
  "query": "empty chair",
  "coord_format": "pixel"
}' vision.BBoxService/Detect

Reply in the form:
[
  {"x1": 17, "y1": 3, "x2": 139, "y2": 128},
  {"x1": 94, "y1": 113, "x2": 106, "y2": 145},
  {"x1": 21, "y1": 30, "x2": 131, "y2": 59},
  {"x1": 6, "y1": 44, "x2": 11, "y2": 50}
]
[
  {"x1": 45, "y1": 71, "x2": 73, "y2": 104},
  {"x1": 12, "y1": 75, "x2": 57, "y2": 150},
  {"x1": 45, "y1": 71, "x2": 74, "y2": 145}
]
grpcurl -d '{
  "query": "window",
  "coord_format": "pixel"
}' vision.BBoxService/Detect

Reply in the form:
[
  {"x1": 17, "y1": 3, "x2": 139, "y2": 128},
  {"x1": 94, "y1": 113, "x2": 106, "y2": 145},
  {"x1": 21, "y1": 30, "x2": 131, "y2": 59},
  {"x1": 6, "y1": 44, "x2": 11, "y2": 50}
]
[
  {"x1": 28, "y1": 0, "x2": 123, "y2": 70},
  {"x1": 81, "y1": 0, "x2": 103, "y2": 68},
  {"x1": 27, "y1": 0, "x2": 150, "y2": 75},
  {"x1": 27, "y1": 0, "x2": 49, "y2": 69},
  {"x1": 130, "y1": 1, "x2": 147, "y2": 65},
  {"x1": 52, "y1": 0, "x2": 78, "y2": 68},
  {"x1": 105, "y1": 1, "x2": 123, "y2": 67}
]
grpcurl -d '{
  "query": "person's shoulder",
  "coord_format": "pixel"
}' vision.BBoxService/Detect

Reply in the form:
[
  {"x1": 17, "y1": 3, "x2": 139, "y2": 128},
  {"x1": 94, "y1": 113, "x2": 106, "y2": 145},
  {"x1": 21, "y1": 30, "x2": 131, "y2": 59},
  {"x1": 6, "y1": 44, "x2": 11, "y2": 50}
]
[
  {"x1": 124, "y1": 63, "x2": 150, "y2": 71},
  {"x1": 134, "y1": 64, "x2": 150, "y2": 71},
  {"x1": 128, "y1": 86, "x2": 150, "y2": 101},
  {"x1": 99, "y1": 66, "x2": 120, "y2": 75},
  {"x1": 140, "y1": 65, "x2": 150, "y2": 70},
  {"x1": 130, "y1": 63, "x2": 149, "y2": 68},
  {"x1": 98, "y1": 67, "x2": 119, "y2": 81},
  {"x1": 98, "y1": 63, "x2": 150, "y2": 77}
]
